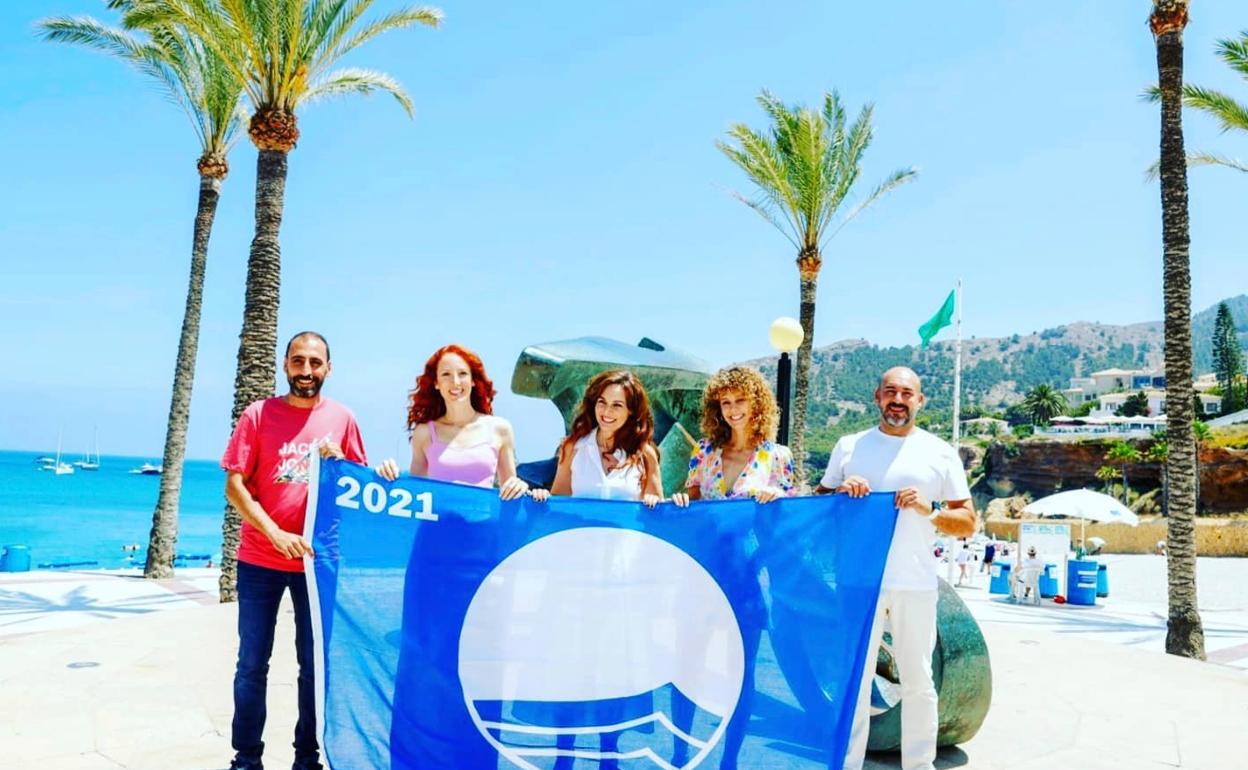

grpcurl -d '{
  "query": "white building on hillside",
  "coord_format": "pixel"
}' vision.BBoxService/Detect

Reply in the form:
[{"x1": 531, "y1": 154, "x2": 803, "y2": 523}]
[{"x1": 1060, "y1": 367, "x2": 1222, "y2": 417}]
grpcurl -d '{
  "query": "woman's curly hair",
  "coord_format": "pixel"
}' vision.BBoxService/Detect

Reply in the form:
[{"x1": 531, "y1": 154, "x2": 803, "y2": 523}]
[{"x1": 699, "y1": 366, "x2": 780, "y2": 449}]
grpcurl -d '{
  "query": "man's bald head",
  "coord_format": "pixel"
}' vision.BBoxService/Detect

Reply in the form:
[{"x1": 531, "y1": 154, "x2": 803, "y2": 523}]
[
  {"x1": 875, "y1": 366, "x2": 924, "y2": 433},
  {"x1": 879, "y1": 366, "x2": 922, "y2": 394}
]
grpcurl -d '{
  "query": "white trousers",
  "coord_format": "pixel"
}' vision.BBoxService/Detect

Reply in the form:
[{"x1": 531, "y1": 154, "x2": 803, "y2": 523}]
[{"x1": 843, "y1": 589, "x2": 939, "y2": 770}]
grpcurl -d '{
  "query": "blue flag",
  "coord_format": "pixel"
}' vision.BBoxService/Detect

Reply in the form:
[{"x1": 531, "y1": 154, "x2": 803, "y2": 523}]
[{"x1": 306, "y1": 459, "x2": 897, "y2": 770}]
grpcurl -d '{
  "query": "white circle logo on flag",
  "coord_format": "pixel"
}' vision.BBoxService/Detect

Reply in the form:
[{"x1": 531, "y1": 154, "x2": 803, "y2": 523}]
[{"x1": 459, "y1": 527, "x2": 745, "y2": 769}]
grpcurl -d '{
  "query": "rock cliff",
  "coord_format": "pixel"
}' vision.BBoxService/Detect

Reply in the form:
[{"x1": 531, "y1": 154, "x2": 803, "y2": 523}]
[{"x1": 980, "y1": 438, "x2": 1248, "y2": 513}]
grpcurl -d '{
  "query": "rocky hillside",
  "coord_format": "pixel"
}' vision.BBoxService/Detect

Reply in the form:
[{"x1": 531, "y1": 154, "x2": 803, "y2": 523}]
[
  {"x1": 747, "y1": 294, "x2": 1247, "y2": 416},
  {"x1": 743, "y1": 295, "x2": 1247, "y2": 472},
  {"x1": 979, "y1": 437, "x2": 1248, "y2": 514}
]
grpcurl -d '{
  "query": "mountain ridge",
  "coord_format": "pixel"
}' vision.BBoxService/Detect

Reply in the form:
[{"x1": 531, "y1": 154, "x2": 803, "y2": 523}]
[{"x1": 742, "y1": 295, "x2": 1248, "y2": 466}]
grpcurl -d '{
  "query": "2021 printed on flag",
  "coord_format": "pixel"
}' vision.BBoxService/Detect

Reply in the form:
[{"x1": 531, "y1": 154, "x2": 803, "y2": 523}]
[{"x1": 306, "y1": 459, "x2": 896, "y2": 770}]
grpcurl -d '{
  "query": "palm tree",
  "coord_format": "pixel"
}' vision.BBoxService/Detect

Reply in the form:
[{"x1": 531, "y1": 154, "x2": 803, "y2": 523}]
[
  {"x1": 125, "y1": 0, "x2": 443, "y2": 600},
  {"x1": 1095, "y1": 465, "x2": 1118, "y2": 496},
  {"x1": 1146, "y1": 438, "x2": 1169, "y2": 515},
  {"x1": 1022, "y1": 384, "x2": 1068, "y2": 426},
  {"x1": 38, "y1": 2, "x2": 245, "y2": 580},
  {"x1": 1192, "y1": 418, "x2": 1211, "y2": 509},
  {"x1": 1105, "y1": 440, "x2": 1141, "y2": 504},
  {"x1": 719, "y1": 91, "x2": 916, "y2": 479},
  {"x1": 1150, "y1": 0, "x2": 1205, "y2": 660}
]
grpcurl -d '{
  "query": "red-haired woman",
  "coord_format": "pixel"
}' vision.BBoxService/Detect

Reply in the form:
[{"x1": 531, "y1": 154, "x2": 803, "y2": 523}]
[
  {"x1": 531, "y1": 369, "x2": 663, "y2": 506},
  {"x1": 377, "y1": 344, "x2": 528, "y2": 499}
]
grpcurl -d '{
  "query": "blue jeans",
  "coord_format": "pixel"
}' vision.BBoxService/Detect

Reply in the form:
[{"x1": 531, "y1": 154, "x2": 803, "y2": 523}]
[{"x1": 232, "y1": 561, "x2": 319, "y2": 769}]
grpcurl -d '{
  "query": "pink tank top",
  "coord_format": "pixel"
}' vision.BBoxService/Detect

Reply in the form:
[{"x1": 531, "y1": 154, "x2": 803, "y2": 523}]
[{"x1": 423, "y1": 420, "x2": 499, "y2": 487}]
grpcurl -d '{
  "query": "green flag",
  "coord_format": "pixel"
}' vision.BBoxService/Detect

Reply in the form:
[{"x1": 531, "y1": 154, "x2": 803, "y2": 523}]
[{"x1": 918, "y1": 289, "x2": 955, "y2": 348}]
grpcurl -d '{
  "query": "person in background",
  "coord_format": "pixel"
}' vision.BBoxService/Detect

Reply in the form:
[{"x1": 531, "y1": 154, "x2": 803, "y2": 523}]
[
  {"x1": 222, "y1": 331, "x2": 368, "y2": 770},
  {"x1": 981, "y1": 539, "x2": 996, "y2": 574},
  {"x1": 955, "y1": 542, "x2": 972, "y2": 586}
]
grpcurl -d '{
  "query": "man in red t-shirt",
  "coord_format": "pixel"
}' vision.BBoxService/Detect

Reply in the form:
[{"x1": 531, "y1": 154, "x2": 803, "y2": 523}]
[{"x1": 221, "y1": 331, "x2": 367, "y2": 770}]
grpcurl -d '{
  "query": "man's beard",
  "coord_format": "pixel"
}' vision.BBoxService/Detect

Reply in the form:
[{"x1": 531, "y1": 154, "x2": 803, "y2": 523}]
[
  {"x1": 880, "y1": 403, "x2": 914, "y2": 428},
  {"x1": 289, "y1": 374, "x2": 324, "y2": 398}
]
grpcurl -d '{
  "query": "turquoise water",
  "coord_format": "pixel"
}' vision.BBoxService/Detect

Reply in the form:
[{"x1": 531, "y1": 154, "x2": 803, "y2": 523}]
[{"x1": 0, "y1": 450, "x2": 226, "y2": 570}]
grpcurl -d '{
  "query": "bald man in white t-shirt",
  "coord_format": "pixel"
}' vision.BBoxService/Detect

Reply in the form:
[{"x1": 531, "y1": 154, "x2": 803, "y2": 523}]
[{"x1": 816, "y1": 367, "x2": 976, "y2": 770}]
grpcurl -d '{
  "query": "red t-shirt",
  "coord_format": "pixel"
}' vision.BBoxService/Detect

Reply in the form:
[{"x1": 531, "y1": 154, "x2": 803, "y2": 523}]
[{"x1": 221, "y1": 396, "x2": 368, "y2": 572}]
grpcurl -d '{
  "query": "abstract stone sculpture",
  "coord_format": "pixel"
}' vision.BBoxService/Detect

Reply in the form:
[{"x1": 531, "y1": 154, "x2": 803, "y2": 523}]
[{"x1": 510, "y1": 335, "x2": 992, "y2": 750}]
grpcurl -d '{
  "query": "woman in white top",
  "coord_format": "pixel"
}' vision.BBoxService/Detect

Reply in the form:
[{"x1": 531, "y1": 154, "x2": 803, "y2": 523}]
[
  {"x1": 532, "y1": 369, "x2": 663, "y2": 506},
  {"x1": 528, "y1": 369, "x2": 661, "y2": 766}
]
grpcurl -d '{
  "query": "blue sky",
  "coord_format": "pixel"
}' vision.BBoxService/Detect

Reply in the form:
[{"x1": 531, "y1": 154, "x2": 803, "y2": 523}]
[{"x1": 2, "y1": 1, "x2": 1246, "y2": 463}]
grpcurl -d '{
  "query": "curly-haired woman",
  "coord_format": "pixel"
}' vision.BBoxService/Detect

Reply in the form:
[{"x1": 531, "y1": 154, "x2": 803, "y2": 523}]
[
  {"x1": 531, "y1": 369, "x2": 663, "y2": 506},
  {"x1": 673, "y1": 365, "x2": 797, "y2": 506},
  {"x1": 377, "y1": 344, "x2": 528, "y2": 500}
]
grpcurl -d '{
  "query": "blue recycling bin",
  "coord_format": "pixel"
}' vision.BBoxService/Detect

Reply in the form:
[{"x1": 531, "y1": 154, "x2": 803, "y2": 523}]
[
  {"x1": 989, "y1": 562, "x2": 1012, "y2": 594},
  {"x1": 1096, "y1": 562, "x2": 1109, "y2": 598},
  {"x1": 1067, "y1": 559, "x2": 1098, "y2": 606},
  {"x1": 1, "y1": 545, "x2": 31, "y2": 572},
  {"x1": 1040, "y1": 563, "x2": 1059, "y2": 598}
]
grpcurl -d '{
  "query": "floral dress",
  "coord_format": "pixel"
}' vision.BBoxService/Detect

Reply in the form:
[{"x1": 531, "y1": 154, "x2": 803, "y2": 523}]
[{"x1": 685, "y1": 438, "x2": 797, "y2": 500}]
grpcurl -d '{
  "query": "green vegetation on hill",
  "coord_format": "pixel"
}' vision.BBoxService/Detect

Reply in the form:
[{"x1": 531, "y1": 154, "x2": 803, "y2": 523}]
[{"x1": 743, "y1": 295, "x2": 1248, "y2": 472}]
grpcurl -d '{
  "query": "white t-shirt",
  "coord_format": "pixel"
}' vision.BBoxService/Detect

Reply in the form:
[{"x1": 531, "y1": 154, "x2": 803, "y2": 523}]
[
  {"x1": 820, "y1": 426, "x2": 972, "y2": 590},
  {"x1": 955, "y1": 548, "x2": 972, "y2": 565}
]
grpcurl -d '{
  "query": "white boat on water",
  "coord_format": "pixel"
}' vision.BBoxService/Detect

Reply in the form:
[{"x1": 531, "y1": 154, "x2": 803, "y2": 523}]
[
  {"x1": 52, "y1": 431, "x2": 74, "y2": 475},
  {"x1": 74, "y1": 428, "x2": 101, "y2": 471},
  {"x1": 129, "y1": 462, "x2": 163, "y2": 475}
]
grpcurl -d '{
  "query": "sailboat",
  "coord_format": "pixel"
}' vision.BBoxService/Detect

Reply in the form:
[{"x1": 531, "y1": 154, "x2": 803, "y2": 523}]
[
  {"x1": 74, "y1": 428, "x2": 101, "y2": 470},
  {"x1": 52, "y1": 430, "x2": 74, "y2": 475}
]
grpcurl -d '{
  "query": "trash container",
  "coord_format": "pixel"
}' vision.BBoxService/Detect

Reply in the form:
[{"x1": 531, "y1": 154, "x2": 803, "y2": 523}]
[
  {"x1": 989, "y1": 562, "x2": 1011, "y2": 594},
  {"x1": 1040, "y1": 563, "x2": 1058, "y2": 598},
  {"x1": 1, "y1": 545, "x2": 31, "y2": 572},
  {"x1": 1096, "y1": 562, "x2": 1109, "y2": 598},
  {"x1": 1066, "y1": 559, "x2": 1098, "y2": 606}
]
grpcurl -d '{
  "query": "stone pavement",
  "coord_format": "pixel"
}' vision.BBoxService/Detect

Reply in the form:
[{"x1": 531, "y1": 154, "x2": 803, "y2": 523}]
[{"x1": 1, "y1": 567, "x2": 1246, "y2": 769}]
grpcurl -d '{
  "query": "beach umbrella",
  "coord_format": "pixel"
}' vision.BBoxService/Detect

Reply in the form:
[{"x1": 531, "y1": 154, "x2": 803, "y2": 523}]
[{"x1": 1023, "y1": 488, "x2": 1139, "y2": 547}]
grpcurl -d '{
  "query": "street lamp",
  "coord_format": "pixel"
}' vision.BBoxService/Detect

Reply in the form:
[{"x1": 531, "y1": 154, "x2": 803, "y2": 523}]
[{"x1": 769, "y1": 317, "x2": 804, "y2": 446}]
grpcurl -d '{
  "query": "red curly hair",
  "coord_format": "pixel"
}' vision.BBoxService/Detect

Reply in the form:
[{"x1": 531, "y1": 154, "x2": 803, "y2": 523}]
[{"x1": 406, "y1": 344, "x2": 496, "y2": 431}]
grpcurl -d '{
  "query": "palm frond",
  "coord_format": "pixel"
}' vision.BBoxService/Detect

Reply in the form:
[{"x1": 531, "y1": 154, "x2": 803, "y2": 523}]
[
  {"x1": 824, "y1": 167, "x2": 917, "y2": 245},
  {"x1": 1181, "y1": 85, "x2": 1248, "y2": 133},
  {"x1": 321, "y1": 6, "x2": 442, "y2": 69},
  {"x1": 1186, "y1": 152, "x2": 1248, "y2": 174},
  {"x1": 717, "y1": 122, "x2": 803, "y2": 245},
  {"x1": 302, "y1": 67, "x2": 413, "y2": 115},
  {"x1": 1215, "y1": 32, "x2": 1248, "y2": 79},
  {"x1": 39, "y1": 10, "x2": 244, "y2": 159},
  {"x1": 1145, "y1": 151, "x2": 1248, "y2": 180}
]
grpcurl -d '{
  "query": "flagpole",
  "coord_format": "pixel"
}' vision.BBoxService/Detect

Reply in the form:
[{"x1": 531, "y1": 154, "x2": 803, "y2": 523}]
[{"x1": 952, "y1": 278, "x2": 963, "y2": 447}]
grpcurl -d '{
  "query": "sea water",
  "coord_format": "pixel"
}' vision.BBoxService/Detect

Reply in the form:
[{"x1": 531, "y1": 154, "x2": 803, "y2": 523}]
[{"x1": 0, "y1": 450, "x2": 227, "y2": 570}]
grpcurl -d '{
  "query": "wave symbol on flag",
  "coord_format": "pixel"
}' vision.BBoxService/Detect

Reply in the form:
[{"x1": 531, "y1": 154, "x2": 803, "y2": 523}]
[{"x1": 458, "y1": 527, "x2": 745, "y2": 769}]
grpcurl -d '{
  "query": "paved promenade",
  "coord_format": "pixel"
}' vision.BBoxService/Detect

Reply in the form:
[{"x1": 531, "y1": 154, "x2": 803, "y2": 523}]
[{"x1": 1, "y1": 561, "x2": 1246, "y2": 769}]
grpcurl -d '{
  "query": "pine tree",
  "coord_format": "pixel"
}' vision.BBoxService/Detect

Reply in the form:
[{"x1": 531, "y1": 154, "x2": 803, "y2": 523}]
[{"x1": 1211, "y1": 302, "x2": 1244, "y2": 414}]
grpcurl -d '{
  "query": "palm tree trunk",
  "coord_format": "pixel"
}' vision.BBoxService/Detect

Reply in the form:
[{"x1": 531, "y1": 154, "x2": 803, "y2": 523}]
[
  {"x1": 220, "y1": 148, "x2": 288, "y2": 603},
  {"x1": 791, "y1": 251, "x2": 820, "y2": 485},
  {"x1": 1152, "y1": 0, "x2": 1205, "y2": 659},
  {"x1": 145, "y1": 173, "x2": 223, "y2": 579}
]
